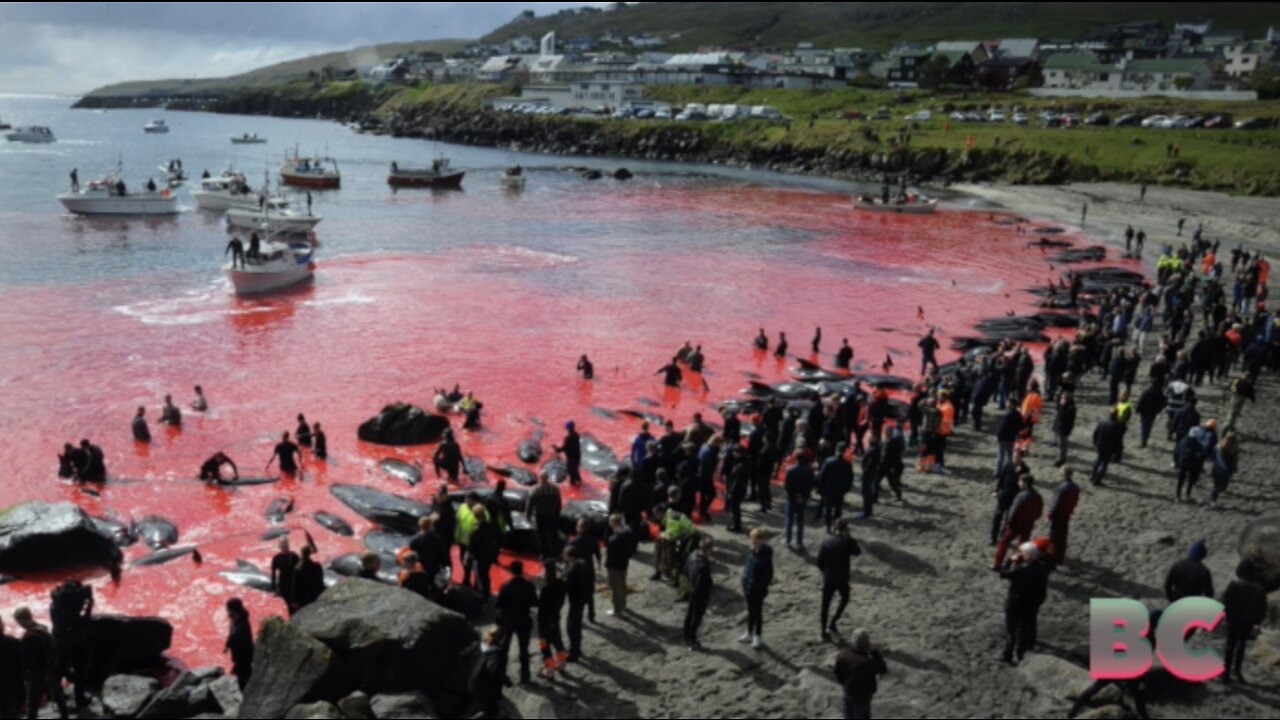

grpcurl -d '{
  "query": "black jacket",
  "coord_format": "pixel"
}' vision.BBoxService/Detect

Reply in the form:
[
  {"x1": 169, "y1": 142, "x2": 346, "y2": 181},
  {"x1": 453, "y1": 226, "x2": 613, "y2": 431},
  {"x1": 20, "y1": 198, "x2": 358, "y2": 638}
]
[
  {"x1": 1222, "y1": 579, "x2": 1267, "y2": 627},
  {"x1": 818, "y1": 457, "x2": 854, "y2": 501},
  {"x1": 1001, "y1": 558, "x2": 1051, "y2": 611},
  {"x1": 1092, "y1": 419, "x2": 1124, "y2": 454},
  {"x1": 495, "y1": 576, "x2": 538, "y2": 630},
  {"x1": 605, "y1": 526, "x2": 638, "y2": 573},
  {"x1": 817, "y1": 534, "x2": 862, "y2": 588},
  {"x1": 686, "y1": 553, "x2": 713, "y2": 604},
  {"x1": 835, "y1": 649, "x2": 887, "y2": 701},
  {"x1": 1052, "y1": 399, "x2": 1076, "y2": 436},
  {"x1": 996, "y1": 410, "x2": 1024, "y2": 443},
  {"x1": 566, "y1": 559, "x2": 594, "y2": 605},
  {"x1": 1165, "y1": 558, "x2": 1214, "y2": 602}
]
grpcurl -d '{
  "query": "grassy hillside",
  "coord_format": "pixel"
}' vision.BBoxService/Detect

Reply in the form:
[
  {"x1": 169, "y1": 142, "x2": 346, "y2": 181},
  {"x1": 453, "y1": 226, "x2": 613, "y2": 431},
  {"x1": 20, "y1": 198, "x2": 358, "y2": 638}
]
[
  {"x1": 487, "y1": 2, "x2": 1280, "y2": 51},
  {"x1": 82, "y1": 39, "x2": 468, "y2": 98}
]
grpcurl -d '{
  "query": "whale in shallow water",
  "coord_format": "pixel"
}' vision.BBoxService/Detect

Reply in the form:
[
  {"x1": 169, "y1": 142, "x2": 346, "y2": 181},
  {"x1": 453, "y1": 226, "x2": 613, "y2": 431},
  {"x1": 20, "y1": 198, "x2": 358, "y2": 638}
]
[
  {"x1": 313, "y1": 512, "x2": 354, "y2": 537},
  {"x1": 379, "y1": 458, "x2": 423, "y2": 486},
  {"x1": 215, "y1": 476, "x2": 280, "y2": 487},
  {"x1": 463, "y1": 457, "x2": 488, "y2": 484},
  {"x1": 266, "y1": 497, "x2": 294, "y2": 523},
  {"x1": 219, "y1": 560, "x2": 276, "y2": 593},
  {"x1": 540, "y1": 457, "x2": 568, "y2": 484},
  {"x1": 90, "y1": 513, "x2": 136, "y2": 547},
  {"x1": 131, "y1": 545, "x2": 196, "y2": 567},
  {"x1": 364, "y1": 530, "x2": 411, "y2": 557},
  {"x1": 329, "y1": 552, "x2": 398, "y2": 584},
  {"x1": 260, "y1": 527, "x2": 293, "y2": 542},
  {"x1": 133, "y1": 516, "x2": 178, "y2": 550},
  {"x1": 488, "y1": 464, "x2": 538, "y2": 487},
  {"x1": 579, "y1": 433, "x2": 619, "y2": 478},
  {"x1": 331, "y1": 484, "x2": 431, "y2": 535},
  {"x1": 517, "y1": 428, "x2": 544, "y2": 464}
]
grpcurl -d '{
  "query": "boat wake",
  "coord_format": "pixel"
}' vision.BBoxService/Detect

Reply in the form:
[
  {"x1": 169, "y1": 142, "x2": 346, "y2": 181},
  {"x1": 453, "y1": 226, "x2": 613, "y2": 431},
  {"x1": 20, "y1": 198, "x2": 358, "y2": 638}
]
[{"x1": 113, "y1": 288, "x2": 276, "y2": 326}]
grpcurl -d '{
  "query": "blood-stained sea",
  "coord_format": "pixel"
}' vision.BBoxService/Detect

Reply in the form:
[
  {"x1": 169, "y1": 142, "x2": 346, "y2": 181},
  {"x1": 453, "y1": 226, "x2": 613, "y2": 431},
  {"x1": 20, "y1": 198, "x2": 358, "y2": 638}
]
[{"x1": 0, "y1": 97, "x2": 1123, "y2": 667}]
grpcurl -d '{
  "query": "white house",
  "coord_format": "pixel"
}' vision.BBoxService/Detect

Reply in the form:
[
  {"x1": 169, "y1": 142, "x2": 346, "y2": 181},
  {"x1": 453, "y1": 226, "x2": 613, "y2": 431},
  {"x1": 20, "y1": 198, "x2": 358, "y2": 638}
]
[
  {"x1": 1224, "y1": 41, "x2": 1276, "y2": 80},
  {"x1": 510, "y1": 36, "x2": 539, "y2": 53},
  {"x1": 1042, "y1": 53, "x2": 1124, "y2": 91}
]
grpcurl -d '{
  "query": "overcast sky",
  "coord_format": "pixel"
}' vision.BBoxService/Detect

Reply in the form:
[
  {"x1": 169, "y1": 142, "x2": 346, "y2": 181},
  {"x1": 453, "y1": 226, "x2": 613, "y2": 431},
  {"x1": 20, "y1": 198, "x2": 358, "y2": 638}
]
[{"x1": 0, "y1": 2, "x2": 604, "y2": 94}]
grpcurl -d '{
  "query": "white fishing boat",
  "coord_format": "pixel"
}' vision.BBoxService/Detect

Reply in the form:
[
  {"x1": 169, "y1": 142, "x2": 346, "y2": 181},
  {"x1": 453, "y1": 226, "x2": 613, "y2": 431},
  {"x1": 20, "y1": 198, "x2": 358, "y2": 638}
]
[
  {"x1": 190, "y1": 171, "x2": 264, "y2": 211},
  {"x1": 280, "y1": 147, "x2": 341, "y2": 189},
  {"x1": 225, "y1": 196, "x2": 321, "y2": 235},
  {"x1": 852, "y1": 193, "x2": 939, "y2": 214},
  {"x1": 56, "y1": 167, "x2": 180, "y2": 216},
  {"x1": 5, "y1": 126, "x2": 56, "y2": 143},
  {"x1": 231, "y1": 133, "x2": 267, "y2": 144},
  {"x1": 226, "y1": 239, "x2": 315, "y2": 295},
  {"x1": 144, "y1": 119, "x2": 169, "y2": 134}
]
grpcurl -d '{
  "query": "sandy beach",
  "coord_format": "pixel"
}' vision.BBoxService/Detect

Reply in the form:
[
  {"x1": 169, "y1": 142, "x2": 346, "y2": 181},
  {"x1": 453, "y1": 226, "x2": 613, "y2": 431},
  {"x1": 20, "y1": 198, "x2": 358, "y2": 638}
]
[{"x1": 493, "y1": 182, "x2": 1280, "y2": 720}]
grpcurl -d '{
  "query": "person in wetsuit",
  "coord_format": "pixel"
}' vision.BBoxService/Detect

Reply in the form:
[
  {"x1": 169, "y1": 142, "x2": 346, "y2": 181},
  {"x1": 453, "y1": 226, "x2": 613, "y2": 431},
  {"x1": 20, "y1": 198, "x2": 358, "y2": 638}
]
[
  {"x1": 78, "y1": 439, "x2": 106, "y2": 482},
  {"x1": 160, "y1": 394, "x2": 182, "y2": 427},
  {"x1": 312, "y1": 422, "x2": 327, "y2": 460},
  {"x1": 58, "y1": 442, "x2": 77, "y2": 478},
  {"x1": 755, "y1": 328, "x2": 769, "y2": 351},
  {"x1": 836, "y1": 339, "x2": 854, "y2": 370},
  {"x1": 775, "y1": 332, "x2": 789, "y2": 358},
  {"x1": 295, "y1": 414, "x2": 312, "y2": 449},
  {"x1": 433, "y1": 429, "x2": 462, "y2": 482},
  {"x1": 132, "y1": 406, "x2": 151, "y2": 443},
  {"x1": 554, "y1": 422, "x2": 583, "y2": 486},
  {"x1": 224, "y1": 598, "x2": 254, "y2": 690},
  {"x1": 267, "y1": 431, "x2": 303, "y2": 476},
  {"x1": 577, "y1": 354, "x2": 594, "y2": 380},
  {"x1": 199, "y1": 452, "x2": 239, "y2": 482},
  {"x1": 657, "y1": 358, "x2": 683, "y2": 388}
]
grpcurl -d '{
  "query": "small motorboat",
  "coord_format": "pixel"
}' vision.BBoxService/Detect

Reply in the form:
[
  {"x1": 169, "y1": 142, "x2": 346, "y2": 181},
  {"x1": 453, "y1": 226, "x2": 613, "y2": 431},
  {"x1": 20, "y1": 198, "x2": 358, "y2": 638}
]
[
  {"x1": 227, "y1": 239, "x2": 315, "y2": 295},
  {"x1": 57, "y1": 166, "x2": 180, "y2": 216},
  {"x1": 280, "y1": 148, "x2": 340, "y2": 189},
  {"x1": 144, "y1": 119, "x2": 170, "y2": 134},
  {"x1": 852, "y1": 193, "x2": 939, "y2": 214},
  {"x1": 231, "y1": 133, "x2": 267, "y2": 144},
  {"x1": 0, "y1": 116, "x2": 10, "y2": 131},
  {"x1": 190, "y1": 171, "x2": 266, "y2": 211},
  {"x1": 5, "y1": 126, "x2": 56, "y2": 143},
  {"x1": 387, "y1": 157, "x2": 465, "y2": 189},
  {"x1": 500, "y1": 164, "x2": 526, "y2": 190},
  {"x1": 158, "y1": 159, "x2": 187, "y2": 187},
  {"x1": 226, "y1": 196, "x2": 322, "y2": 235}
]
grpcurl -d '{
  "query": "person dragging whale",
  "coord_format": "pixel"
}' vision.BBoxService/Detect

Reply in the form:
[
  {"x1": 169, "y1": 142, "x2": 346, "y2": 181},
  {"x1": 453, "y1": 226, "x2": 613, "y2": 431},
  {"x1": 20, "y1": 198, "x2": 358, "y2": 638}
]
[
  {"x1": 266, "y1": 431, "x2": 303, "y2": 476},
  {"x1": 199, "y1": 452, "x2": 239, "y2": 482}
]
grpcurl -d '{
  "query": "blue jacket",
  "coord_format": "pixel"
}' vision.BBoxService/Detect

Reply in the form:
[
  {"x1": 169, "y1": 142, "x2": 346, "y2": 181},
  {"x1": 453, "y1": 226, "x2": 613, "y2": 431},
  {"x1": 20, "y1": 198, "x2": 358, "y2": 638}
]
[{"x1": 741, "y1": 544, "x2": 774, "y2": 599}]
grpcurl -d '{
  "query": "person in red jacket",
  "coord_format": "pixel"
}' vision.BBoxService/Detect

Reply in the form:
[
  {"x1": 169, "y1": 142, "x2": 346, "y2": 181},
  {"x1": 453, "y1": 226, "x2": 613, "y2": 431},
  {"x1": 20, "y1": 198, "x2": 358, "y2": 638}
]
[
  {"x1": 1047, "y1": 466, "x2": 1080, "y2": 567},
  {"x1": 993, "y1": 475, "x2": 1043, "y2": 570}
]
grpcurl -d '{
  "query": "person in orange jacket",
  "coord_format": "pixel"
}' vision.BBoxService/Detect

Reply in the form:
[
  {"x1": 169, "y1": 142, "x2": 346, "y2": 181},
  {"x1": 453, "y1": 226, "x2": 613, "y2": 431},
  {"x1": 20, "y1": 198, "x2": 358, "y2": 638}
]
[
  {"x1": 935, "y1": 391, "x2": 955, "y2": 473},
  {"x1": 1017, "y1": 381, "x2": 1044, "y2": 453}
]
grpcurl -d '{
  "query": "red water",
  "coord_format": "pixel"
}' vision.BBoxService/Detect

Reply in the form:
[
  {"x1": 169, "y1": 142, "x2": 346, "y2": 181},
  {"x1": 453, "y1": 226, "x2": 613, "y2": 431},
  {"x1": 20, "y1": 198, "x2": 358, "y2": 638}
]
[{"x1": 0, "y1": 187, "x2": 1111, "y2": 666}]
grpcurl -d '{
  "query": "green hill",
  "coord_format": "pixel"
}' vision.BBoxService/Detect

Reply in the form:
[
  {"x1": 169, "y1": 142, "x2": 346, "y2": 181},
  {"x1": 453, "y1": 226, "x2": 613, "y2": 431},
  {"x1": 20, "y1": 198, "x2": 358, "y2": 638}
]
[
  {"x1": 486, "y1": 2, "x2": 1280, "y2": 51},
  {"x1": 81, "y1": 39, "x2": 468, "y2": 99}
]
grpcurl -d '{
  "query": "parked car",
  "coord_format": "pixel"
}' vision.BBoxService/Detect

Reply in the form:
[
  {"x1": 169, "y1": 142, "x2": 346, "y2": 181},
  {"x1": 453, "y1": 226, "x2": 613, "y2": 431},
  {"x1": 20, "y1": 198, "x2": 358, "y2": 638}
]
[
  {"x1": 655, "y1": 107, "x2": 673, "y2": 120},
  {"x1": 1012, "y1": 112, "x2": 1029, "y2": 125},
  {"x1": 1084, "y1": 112, "x2": 1111, "y2": 126},
  {"x1": 749, "y1": 105, "x2": 783, "y2": 121},
  {"x1": 634, "y1": 108, "x2": 656, "y2": 120},
  {"x1": 1202, "y1": 115, "x2": 1230, "y2": 129},
  {"x1": 949, "y1": 111, "x2": 968, "y2": 122},
  {"x1": 905, "y1": 110, "x2": 933, "y2": 122},
  {"x1": 1059, "y1": 114, "x2": 1080, "y2": 129},
  {"x1": 965, "y1": 111, "x2": 985, "y2": 122},
  {"x1": 988, "y1": 110, "x2": 1007, "y2": 123},
  {"x1": 1140, "y1": 115, "x2": 1169, "y2": 128},
  {"x1": 1235, "y1": 117, "x2": 1269, "y2": 130},
  {"x1": 1113, "y1": 114, "x2": 1143, "y2": 127}
]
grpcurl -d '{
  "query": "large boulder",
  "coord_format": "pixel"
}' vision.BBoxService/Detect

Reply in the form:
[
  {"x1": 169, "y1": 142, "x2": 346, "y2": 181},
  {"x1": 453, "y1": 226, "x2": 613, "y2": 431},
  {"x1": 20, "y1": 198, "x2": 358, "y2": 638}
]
[
  {"x1": 1240, "y1": 517, "x2": 1280, "y2": 592},
  {"x1": 0, "y1": 502, "x2": 121, "y2": 573},
  {"x1": 102, "y1": 675, "x2": 159, "y2": 718},
  {"x1": 291, "y1": 580, "x2": 477, "y2": 703},
  {"x1": 240, "y1": 617, "x2": 351, "y2": 719},
  {"x1": 358, "y1": 404, "x2": 450, "y2": 446},
  {"x1": 89, "y1": 615, "x2": 173, "y2": 688},
  {"x1": 285, "y1": 702, "x2": 344, "y2": 719},
  {"x1": 370, "y1": 692, "x2": 435, "y2": 718},
  {"x1": 137, "y1": 668, "x2": 224, "y2": 719}
]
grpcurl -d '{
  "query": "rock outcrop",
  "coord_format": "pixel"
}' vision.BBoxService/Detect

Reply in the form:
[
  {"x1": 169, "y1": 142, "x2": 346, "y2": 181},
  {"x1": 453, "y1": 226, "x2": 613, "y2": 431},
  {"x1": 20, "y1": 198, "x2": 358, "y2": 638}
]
[
  {"x1": 0, "y1": 501, "x2": 122, "y2": 573},
  {"x1": 357, "y1": 404, "x2": 450, "y2": 446},
  {"x1": 240, "y1": 617, "x2": 350, "y2": 719}
]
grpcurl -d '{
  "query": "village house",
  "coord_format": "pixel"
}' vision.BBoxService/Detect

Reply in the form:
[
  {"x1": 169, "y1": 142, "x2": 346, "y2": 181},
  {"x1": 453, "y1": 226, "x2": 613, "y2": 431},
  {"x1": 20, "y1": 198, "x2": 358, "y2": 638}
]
[{"x1": 1224, "y1": 41, "x2": 1277, "y2": 80}]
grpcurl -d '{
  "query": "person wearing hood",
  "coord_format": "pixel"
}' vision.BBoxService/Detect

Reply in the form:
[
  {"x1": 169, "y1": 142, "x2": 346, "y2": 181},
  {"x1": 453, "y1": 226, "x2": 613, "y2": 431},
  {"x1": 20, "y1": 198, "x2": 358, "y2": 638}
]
[
  {"x1": 739, "y1": 529, "x2": 774, "y2": 650},
  {"x1": 468, "y1": 626, "x2": 509, "y2": 719},
  {"x1": 1175, "y1": 425, "x2": 1210, "y2": 502},
  {"x1": 1135, "y1": 382, "x2": 1166, "y2": 449},
  {"x1": 999, "y1": 541, "x2": 1051, "y2": 664},
  {"x1": 554, "y1": 421, "x2": 582, "y2": 486},
  {"x1": 1164, "y1": 541, "x2": 1214, "y2": 602},
  {"x1": 1221, "y1": 560, "x2": 1267, "y2": 684}
]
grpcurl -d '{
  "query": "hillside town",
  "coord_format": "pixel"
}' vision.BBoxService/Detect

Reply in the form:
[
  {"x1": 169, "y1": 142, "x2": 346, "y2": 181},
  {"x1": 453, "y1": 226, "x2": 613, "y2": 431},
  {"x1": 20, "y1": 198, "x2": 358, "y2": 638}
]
[{"x1": 356, "y1": 17, "x2": 1280, "y2": 112}]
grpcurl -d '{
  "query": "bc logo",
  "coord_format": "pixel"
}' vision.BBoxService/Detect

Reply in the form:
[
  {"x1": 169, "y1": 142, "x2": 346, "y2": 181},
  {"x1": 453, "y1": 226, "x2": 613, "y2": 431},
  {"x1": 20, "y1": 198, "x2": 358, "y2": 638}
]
[{"x1": 1089, "y1": 598, "x2": 1225, "y2": 681}]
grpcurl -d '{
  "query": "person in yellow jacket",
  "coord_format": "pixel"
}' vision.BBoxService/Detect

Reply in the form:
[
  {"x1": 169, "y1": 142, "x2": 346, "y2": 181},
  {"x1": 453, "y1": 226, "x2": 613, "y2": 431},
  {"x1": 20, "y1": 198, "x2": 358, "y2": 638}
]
[
  {"x1": 651, "y1": 487, "x2": 697, "y2": 584},
  {"x1": 1113, "y1": 389, "x2": 1135, "y2": 462},
  {"x1": 455, "y1": 493, "x2": 489, "y2": 589}
]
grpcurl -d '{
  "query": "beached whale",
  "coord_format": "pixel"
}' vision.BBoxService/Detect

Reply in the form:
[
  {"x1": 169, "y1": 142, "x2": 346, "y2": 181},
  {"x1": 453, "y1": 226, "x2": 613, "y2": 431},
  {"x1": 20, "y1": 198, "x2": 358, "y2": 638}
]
[
  {"x1": 220, "y1": 560, "x2": 276, "y2": 593},
  {"x1": 89, "y1": 513, "x2": 136, "y2": 547},
  {"x1": 131, "y1": 546, "x2": 196, "y2": 567},
  {"x1": 364, "y1": 530, "x2": 411, "y2": 557},
  {"x1": 313, "y1": 512, "x2": 354, "y2": 537},
  {"x1": 580, "y1": 433, "x2": 619, "y2": 478},
  {"x1": 331, "y1": 484, "x2": 432, "y2": 535},
  {"x1": 265, "y1": 498, "x2": 294, "y2": 523},
  {"x1": 214, "y1": 476, "x2": 280, "y2": 487},
  {"x1": 379, "y1": 458, "x2": 423, "y2": 486},
  {"x1": 517, "y1": 432, "x2": 544, "y2": 464},
  {"x1": 488, "y1": 464, "x2": 539, "y2": 487},
  {"x1": 133, "y1": 516, "x2": 178, "y2": 550},
  {"x1": 463, "y1": 457, "x2": 488, "y2": 484},
  {"x1": 329, "y1": 552, "x2": 399, "y2": 584},
  {"x1": 540, "y1": 457, "x2": 567, "y2": 484}
]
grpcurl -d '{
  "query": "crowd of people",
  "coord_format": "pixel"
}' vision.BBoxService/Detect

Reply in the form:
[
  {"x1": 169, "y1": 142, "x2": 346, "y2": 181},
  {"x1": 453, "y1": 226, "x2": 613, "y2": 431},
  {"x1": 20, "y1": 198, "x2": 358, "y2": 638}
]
[{"x1": 29, "y1": 213, "x2": 1278, "y2": 719}]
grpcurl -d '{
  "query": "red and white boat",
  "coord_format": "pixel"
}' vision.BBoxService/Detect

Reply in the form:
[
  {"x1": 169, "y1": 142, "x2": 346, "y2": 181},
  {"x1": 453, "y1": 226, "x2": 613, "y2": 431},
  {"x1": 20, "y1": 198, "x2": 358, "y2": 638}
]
[
  {"x1": 280, "y1": 149, "x2": 341, "y2": 189},
  {"x1": 387, "y1": 157, "x2": 465, "y2": 189}
]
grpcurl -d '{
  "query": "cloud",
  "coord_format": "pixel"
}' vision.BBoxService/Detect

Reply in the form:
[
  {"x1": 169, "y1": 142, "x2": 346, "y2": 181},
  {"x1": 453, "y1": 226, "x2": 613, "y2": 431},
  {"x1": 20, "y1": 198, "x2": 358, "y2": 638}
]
[{"x1": 0, "y1": 2, "x2": 605, "y2": 94}]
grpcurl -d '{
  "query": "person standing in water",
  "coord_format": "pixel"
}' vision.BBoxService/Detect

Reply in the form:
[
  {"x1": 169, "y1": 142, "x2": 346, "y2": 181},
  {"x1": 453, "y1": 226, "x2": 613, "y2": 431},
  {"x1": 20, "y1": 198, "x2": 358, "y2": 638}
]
[
  {"x1": 312, "y1": 422, "x2": 327, "y2": 460},
  {"x1": 554, "y1": 421, "x2": 582, "y2": 486},
  {"x1": 190, "y1": 385, "x2": 208, "y2": 412},
  {"x1": 836, "y1": 339, "x2": 854, "y2": 370},
  {"x1": 775, "y1": 332, "x2": 789, "y2": 358},
  {"x1": 755, "y1": 328, "x2": 769, "y2": 351},
  {"x1": 577, "y1": 354, "x2": 594, "y2": 380},
  {"x1": 132, "y1": 406, "x2": 151, "y2": 443},
  {"x1": 160, "y1": 394, "x2": 182, "y2": 427},
  {"x1": 656, "y1": 358, "x2": 683, "y2": 388},
  {"x1": 295, "y1": 414, "x2": 312, "y2": 449},
  {"x1": 812, "y1": 327, "x2": 823, "y2": 354},
  {"x1": 267, "y1": 431, "x2": 303, "y2": 476}
]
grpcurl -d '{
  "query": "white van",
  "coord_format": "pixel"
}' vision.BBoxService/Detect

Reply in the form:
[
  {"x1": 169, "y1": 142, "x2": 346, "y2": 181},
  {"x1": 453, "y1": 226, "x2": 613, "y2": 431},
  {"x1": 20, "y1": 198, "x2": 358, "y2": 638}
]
[{"x1": 750, "y1": 105, "x2": 782, "y2": 120}]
